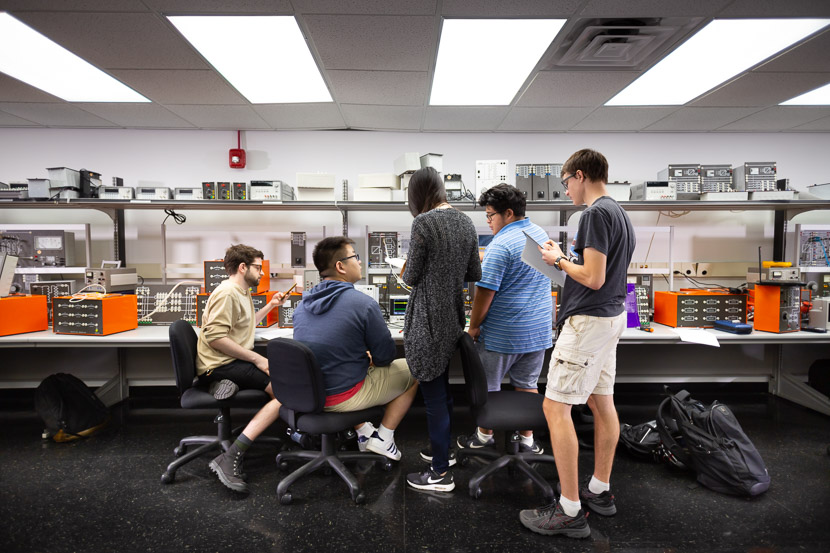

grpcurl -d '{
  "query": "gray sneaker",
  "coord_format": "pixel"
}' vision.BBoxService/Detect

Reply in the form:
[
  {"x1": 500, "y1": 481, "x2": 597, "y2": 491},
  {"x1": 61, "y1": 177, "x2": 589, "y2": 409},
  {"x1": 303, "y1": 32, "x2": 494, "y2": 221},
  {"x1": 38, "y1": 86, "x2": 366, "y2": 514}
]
[
  {"x1": 519, "y1": 500, "x2": 590, "y2": 538},
  {"x1": 209, "y1": 379, "x2": 239, "y2": 400},
  {"x1": 209, "y1": 446, "x2": 248, "y2": 493}
]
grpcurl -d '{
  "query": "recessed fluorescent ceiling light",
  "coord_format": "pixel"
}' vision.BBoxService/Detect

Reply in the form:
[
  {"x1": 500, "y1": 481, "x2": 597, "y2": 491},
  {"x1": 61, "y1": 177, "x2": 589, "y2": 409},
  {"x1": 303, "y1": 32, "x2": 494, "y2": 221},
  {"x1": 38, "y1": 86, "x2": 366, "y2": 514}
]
[
  {"x1": 430, "y1": 19, "x2": 566, "y2": 105},
  {"x1": 0, "y1": 13, "x2": 148, "y2": 102},
  {"x1": 780, "y1": 82, "x2": 830, "y2": 105},
  {"x1": 169, "y1": 16, "x2": 331, "y2": 103},
  {"x1": 606, "y1": 19, "x2": 830, "y2": 106}
]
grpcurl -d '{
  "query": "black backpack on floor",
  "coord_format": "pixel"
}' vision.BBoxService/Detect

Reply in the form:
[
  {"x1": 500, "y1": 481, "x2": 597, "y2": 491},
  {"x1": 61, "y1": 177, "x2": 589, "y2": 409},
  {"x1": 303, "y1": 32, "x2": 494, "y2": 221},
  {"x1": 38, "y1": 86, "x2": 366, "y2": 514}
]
[
  {"x1": 35, "y1": 373, "x2": 110, "y2": 442},
  {"x1": 655, "y1": 389, "x2": 770, "y2": 496}
]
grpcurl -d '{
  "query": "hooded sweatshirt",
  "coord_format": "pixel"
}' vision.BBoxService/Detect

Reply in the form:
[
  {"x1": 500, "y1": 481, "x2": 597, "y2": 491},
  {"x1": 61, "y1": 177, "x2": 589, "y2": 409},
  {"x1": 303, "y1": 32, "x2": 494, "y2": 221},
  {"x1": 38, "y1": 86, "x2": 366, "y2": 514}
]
[{"x1": 292, "y1": 280, "x2": 396, "y2": 396}]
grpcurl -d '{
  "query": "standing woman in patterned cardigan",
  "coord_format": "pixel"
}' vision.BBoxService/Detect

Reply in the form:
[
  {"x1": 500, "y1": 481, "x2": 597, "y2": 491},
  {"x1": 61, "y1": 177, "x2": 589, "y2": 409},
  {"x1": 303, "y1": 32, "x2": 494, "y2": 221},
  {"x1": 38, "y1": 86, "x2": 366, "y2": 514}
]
[{"x1": 402, "y1": 167, "x2": 481, "y2": 492}]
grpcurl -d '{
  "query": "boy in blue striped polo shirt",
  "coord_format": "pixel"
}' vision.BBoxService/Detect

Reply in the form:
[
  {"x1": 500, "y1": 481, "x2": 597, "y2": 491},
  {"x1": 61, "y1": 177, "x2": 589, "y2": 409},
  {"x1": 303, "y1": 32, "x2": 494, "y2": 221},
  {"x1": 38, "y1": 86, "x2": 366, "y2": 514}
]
[{"x1": 456, "y1": 183, "x2": 553, "y2": 453}]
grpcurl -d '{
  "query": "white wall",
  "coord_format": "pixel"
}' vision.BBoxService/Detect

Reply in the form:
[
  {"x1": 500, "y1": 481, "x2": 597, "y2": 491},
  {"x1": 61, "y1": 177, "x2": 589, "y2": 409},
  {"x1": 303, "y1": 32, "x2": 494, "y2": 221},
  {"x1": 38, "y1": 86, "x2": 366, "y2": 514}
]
[{"x1": 2, "y1": 128, "x2": 829, "y2": 282}]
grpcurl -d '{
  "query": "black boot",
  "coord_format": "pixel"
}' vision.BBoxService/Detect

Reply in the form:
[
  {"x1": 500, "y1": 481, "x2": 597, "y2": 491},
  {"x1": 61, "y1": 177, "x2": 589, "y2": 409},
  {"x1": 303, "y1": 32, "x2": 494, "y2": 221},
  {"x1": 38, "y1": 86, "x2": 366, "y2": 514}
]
[{"x1": 209, "y1": 443, "x2": 248, "y2": 493}]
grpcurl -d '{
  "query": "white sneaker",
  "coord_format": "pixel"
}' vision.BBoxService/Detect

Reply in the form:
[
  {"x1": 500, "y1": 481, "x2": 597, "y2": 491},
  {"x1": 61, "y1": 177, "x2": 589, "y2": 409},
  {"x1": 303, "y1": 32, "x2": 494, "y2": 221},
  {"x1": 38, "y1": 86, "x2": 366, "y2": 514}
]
[
  {"x1": 356, "y1": 423, "x2": 376, "y2": 452},
  {"x1": 366, "y1": 432, "x2": 401, "y2": 461}
]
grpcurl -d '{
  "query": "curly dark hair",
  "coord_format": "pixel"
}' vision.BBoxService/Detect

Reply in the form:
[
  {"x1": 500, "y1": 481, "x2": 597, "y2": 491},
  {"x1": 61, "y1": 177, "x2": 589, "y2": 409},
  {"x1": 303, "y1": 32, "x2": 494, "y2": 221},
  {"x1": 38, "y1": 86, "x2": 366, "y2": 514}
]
[{"x1": 477, "y1": 183, "x2": 526, "y2": 218}]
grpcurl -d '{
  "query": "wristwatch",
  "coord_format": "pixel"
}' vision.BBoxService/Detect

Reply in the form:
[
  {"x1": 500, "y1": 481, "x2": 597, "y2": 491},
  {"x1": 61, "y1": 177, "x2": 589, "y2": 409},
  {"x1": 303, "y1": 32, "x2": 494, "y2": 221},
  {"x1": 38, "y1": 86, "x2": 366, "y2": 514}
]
[{"x1": 554, "y1": 256, "x2": 564, "y2": 270}]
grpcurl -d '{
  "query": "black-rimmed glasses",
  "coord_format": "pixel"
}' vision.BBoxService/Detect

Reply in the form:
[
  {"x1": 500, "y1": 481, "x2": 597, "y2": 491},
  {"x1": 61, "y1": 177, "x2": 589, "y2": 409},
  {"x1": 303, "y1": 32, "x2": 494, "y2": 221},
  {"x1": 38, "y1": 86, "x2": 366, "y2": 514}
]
[
  {"x1": 485, "y1": 211, "x2": 503, "y2": 222},
  {"x1": 339, "y1": 253, "x2": 360, "y2": 263},
  {"x1": 560, "y1": 174, "x2": 576, "y2": 191},
  {"x1": 247, "y1": 263, "x2": 263, "y2": 272}
]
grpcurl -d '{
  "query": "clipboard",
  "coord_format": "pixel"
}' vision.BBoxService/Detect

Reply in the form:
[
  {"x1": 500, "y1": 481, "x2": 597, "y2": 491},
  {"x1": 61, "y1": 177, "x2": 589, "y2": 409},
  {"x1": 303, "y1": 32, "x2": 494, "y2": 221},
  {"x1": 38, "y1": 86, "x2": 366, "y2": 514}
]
[{"x1": 521, "y1": 232, "x2": 565, "y2": 286}]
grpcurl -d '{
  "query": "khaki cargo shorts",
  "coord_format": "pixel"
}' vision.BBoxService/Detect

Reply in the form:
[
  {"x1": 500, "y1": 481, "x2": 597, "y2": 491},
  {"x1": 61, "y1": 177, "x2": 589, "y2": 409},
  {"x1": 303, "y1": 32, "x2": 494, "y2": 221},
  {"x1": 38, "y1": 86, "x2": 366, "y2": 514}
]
[
  {"x1": 545, "y1": 312, "x2": 626, "y2": 405},
  {"x1": 325, "y1": 358, "x2": 413, "y2": 412}
]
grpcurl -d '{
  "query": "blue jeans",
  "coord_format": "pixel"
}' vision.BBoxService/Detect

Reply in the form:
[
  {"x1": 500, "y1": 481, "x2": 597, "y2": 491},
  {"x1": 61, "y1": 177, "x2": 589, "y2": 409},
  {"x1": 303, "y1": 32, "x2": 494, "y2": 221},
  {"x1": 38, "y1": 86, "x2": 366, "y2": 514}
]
[{"x1": 419, "y1": 368, "x2": 453, "y2": 474}]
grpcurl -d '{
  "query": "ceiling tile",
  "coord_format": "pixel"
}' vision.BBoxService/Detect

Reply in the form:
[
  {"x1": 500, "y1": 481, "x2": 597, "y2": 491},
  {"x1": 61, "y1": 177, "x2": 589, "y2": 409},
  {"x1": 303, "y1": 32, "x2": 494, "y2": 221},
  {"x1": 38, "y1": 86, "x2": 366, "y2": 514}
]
[
  {"x1": 717, "y1": 0, "x2": 830, "y2": 17},
  {"x1": 423, "y1": 107, "x2": 507, "y2": 131},
  {"x1": 643, "y1": 107, "x2": 763, "y2": 131},
  {"x1": 142, "y1": 1, "x2": 292, "y2": 13},
  {"x1": 498, "y1": 107, "x2": 594, "y2": 131},
  {"x1": 754, "y1": 29, "x2": 830, "y2": 73},
  {"x1": 692, "y1": 73, "x2": 830, "y2": 107},
  {"x1": 340, "y1": 104, "x2": 423, "y2": 130},
  {"x1": 294, "y1": 1, "x2": 437, "y2": 15},
  {"x1": 0, "y1": 103, "x2": 118, "y2": 127},
  {"x1": 791, "y1": 115, "x2": 830, "y2": 131},
  {"x1": 303, "y1": 15, "x2": 436, "y2": 71},
  {"x1": 580, "y1": 0, "x2": 732, "y2": 17},
  {"x1": 717, "y1": 107, "x2": 830, "y2": 131},
  {"x1": 0, "y1": 74, "x2": 63, "y2": 103},
  {"x1": 162, "y1": 105, "x2": 270, "y2": 129},
  {"x1": 571, "y1": 107, "x2": 678, "y2": 131},
  {"x1": 108, "y1": 70, "x2": 247, "y2": 105},
  {"x1": 0, "y1": 0, "x2": 144, "y2": 11},
  {"x1": 441, "y1": 0, "x2": 581, "y2": 17},
  {"x1": 252, "y1": 104, "x2": 346, "y2": 129},
  {"x1": 0, "y1": 109, "x2": 39, "y2": 127},
  {"x1": 517, "y1": 71, "x2": 639, "y2": 107},
  {"x1": 327, "y1": 70, "x2": 427, "y2": 106},
  {"x1": 74, "y1": 103, "x2": 195, "y2": 128},
  {"x1": 15, "y1": 12, "x2": 208, "y2": 70}
]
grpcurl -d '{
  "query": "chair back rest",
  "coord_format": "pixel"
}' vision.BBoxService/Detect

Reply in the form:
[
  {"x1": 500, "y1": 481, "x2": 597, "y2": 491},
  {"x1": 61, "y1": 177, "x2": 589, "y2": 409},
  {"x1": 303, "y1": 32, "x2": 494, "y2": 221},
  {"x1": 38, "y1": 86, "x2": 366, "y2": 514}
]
[
  {"x1": 169, "y1": 320, "x2": 199, "y2": 396},
  {"x1": 267, "y1": 338, "x2": 326, "y2": 414},
  {"x1": 458, "y1": 333, "x2": 488, "y2": 409}
]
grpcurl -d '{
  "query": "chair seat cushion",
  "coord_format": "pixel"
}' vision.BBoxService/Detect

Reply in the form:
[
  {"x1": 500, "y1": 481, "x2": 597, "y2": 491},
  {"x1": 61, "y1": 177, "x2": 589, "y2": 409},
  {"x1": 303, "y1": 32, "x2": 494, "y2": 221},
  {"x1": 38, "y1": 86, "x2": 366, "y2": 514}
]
[
  {"x1": 475, "y1": 391, "x2": 549, "y2": 431},
  {"x1": 180, "y1": 387, "x2": 271, "y2": 410},
  {"x1": 282, "y1": 406, "x2": 385, "y2": 435}
]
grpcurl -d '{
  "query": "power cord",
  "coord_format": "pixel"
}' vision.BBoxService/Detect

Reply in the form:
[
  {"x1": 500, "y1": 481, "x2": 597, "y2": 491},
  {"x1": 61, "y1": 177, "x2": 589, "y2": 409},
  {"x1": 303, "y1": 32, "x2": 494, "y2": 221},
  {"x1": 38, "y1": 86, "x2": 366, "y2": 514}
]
[{"x1": 163, "y1": 209, "x2": 186, "y2": 225}]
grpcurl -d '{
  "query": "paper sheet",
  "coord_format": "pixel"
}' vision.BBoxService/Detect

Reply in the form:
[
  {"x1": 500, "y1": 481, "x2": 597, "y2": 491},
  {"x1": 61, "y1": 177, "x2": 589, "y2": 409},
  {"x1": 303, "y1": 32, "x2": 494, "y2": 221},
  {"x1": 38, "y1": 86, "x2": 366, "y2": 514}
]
[
  {"x1": 255, "y1": 327, "x2": 293, "y2": 341},
  {"x1": 673, "y1": 328, "x2": 720, "y2": 347},
  {"x1": 521, "y1": 234, "x2": 565, "y2": 286}
]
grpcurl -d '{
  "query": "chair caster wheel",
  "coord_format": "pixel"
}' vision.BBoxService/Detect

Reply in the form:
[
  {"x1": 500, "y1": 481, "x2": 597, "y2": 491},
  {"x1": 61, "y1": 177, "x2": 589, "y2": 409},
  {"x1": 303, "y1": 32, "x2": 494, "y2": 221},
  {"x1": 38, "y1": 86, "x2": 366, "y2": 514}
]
[
  {"x1": 174, "y1": 446, "x2": 186, "y2": 457},
  {"x1": 471, "y1": 487, "x2": 482, "y2": 499},
  {"x1": 353, "y1": 492, "x2": 366, "y2": 505},
  {"x1": 278, "y1": 461, "x2": 289, "y2": 472},
  {"x1": 382, "y1": 460, "x2": 393, "y2": 471},
  {"x1": 459, "y1": 456, "x2": 469, "y2": 467},
  {"x1": 279, "y1": 493, "x2": 293, "y2": 505},
  {"x1": 161, "y1": 472, "x2": 174, "y2": 484}
]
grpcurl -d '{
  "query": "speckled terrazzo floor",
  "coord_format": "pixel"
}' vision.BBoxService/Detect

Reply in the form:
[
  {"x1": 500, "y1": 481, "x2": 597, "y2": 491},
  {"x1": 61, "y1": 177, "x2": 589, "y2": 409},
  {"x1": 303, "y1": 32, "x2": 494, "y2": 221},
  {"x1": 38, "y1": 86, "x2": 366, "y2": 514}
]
[{"x1": 1, "y1": 385, "x2": 829, "y2": 553}]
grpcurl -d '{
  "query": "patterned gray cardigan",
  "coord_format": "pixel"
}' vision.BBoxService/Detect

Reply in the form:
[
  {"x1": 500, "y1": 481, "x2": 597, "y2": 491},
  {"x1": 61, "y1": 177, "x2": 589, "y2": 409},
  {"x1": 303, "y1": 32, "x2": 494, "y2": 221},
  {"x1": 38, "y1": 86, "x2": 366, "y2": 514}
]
[{"x1": 402, "y1": 208, "x2": 481, "y2": 382}]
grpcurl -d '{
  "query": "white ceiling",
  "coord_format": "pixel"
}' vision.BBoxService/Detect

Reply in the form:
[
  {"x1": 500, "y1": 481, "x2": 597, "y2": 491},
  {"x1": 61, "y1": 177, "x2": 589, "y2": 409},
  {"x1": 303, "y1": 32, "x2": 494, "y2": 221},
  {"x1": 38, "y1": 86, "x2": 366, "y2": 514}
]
[{"x1": 0, "y1": 0, "x2": 829, "y2": 132}]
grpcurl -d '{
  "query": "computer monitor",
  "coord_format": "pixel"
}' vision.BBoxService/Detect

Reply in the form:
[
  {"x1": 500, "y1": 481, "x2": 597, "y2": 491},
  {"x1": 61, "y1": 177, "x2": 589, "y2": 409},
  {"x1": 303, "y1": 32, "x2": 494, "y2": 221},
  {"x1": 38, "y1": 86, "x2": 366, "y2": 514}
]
[
  {"x1": 389, "y1": 295, "x2": 409, "y2": 321},
  {"x1": 0, "y1": 254, "x2": 19, "y2": 297}
]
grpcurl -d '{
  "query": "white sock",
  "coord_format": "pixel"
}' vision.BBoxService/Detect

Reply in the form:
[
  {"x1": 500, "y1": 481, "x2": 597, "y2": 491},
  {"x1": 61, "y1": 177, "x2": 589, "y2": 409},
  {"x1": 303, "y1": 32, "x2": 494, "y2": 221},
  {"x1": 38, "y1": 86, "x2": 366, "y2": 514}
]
[
  {"x1": 377, "y1": 424, "x2": 394, "y2": 442},
  {"x1": 520, "y1": 433, "x2": 534, "y2": 447},
  {"x1": 558, "y1": 495, "x2": 582, "y2": 517},
  {"x1": 476, "y1": 428, "x2": 494, "y2": 444},
  {"x1": 588, "y1": 475, "x2": 610, "y2": 494},
  {"x1": 356, "y1": 422, "x2": 375, "y2": 438}
]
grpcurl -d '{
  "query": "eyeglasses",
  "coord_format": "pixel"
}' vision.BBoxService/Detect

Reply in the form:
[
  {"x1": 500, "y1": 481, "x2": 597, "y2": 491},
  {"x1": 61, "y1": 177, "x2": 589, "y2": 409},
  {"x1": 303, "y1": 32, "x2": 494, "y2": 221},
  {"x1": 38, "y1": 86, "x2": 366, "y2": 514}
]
[
  {"x1": 246, "y1": 263, "x2": 263, "y2": 273},
  {"x1": 485, "y1": 211, "x2": 503, "y2": 222},
  {"x1": 560, "y1": 173, "x2": 577, "y2": 191},
  {"x1": 339, "y1": 253, "x2": 360, "y2": 263}
]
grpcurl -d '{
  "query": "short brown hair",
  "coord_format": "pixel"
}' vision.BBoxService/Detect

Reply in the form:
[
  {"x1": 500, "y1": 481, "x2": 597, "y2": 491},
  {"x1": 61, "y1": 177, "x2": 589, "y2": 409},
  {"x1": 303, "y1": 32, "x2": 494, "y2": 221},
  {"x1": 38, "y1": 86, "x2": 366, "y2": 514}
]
[
  {"x1": 407, "y1": 167, "x2": 447, "y2": 217},
  {"x1": 224, "y1": 244, "x2": 264, "y2": 275},
  {"x1": 313, "y1": 236, "x2": 355, "y2": 276},
  {"x1": 562, "y1": 149, "x2": 608, "y2": 184}
]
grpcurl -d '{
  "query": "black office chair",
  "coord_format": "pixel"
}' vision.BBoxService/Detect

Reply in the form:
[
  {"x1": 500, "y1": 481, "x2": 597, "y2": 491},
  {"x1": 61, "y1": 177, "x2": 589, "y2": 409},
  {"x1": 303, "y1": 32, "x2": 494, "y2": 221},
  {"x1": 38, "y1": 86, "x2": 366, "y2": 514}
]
[
  {"x1": 456, "y1": 333, "x2": 557, "y2": 502},
  {"x1": 268, "y1": 338, "x2": 391, "y2": 504},
  {"x1": 161, "y1": 320, "x2": 279, "y2": 484}
]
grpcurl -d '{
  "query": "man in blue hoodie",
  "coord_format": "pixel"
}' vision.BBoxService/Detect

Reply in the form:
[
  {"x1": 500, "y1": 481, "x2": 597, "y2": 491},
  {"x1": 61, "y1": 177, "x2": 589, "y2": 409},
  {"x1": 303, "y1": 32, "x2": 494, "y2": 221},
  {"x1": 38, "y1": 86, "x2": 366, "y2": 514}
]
[{"x1": 292, "y1": 236, "x2": 417, "y2": 461}]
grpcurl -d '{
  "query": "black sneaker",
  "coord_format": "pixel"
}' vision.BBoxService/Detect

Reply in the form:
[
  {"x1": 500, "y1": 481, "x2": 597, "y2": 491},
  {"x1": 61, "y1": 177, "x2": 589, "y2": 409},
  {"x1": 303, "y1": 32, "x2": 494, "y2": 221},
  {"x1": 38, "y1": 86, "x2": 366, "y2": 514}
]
[
  {"x1": 406, "y1": 467, "x2": 455, "y2": 492},
  {"x1": 519, "y1": 500, "x2": 590, "y2": 538},
  {"x1": 556, "y1": 478, "x2": 617, "y2": 516},
  {"x1": 419, "y1": 446, "x2": 457, "y2": 467},
  {"x1": 209, "y1": 379, "x2": 239, "y2": 400},
  {"x1": 209, "y1": 446, "x2": 248, "y2": 493},
  {"x1": 519, "y1": 439, "x2": 545, "y2": 455},
  {"x1": 456, "y1": 432, "x2": 495, "y2": 450}
]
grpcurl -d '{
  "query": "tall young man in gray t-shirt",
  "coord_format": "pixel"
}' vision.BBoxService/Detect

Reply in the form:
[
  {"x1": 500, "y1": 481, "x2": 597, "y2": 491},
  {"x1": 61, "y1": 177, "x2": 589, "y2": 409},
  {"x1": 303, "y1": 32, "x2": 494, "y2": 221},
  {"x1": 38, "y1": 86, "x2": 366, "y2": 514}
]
[{"x1": 520, "y1": 149, "x2": 635, "y2": 539}]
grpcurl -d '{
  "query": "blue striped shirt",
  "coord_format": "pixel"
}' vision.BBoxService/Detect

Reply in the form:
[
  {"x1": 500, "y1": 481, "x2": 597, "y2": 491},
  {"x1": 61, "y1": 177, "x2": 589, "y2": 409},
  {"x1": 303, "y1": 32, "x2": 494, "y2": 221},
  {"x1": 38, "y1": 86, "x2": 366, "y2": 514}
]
[{"x1": 478, "y1": 218, "x2": 553, "y2": 354}]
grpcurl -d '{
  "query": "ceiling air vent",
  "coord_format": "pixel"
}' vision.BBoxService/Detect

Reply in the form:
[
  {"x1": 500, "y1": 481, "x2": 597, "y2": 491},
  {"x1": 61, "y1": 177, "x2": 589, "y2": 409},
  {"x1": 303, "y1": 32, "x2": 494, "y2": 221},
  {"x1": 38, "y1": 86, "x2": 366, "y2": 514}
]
[{"x1": 552, "y1": 18, "x2": 703, "y2": 69}]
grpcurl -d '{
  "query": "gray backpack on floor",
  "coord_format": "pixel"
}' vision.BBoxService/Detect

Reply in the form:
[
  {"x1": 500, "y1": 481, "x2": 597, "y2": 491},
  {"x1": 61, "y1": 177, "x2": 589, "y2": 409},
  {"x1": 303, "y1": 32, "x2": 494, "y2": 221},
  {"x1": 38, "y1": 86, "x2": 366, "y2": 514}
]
[{"x1": 656, "y1": 389, "x2": 770, "y2": 496}]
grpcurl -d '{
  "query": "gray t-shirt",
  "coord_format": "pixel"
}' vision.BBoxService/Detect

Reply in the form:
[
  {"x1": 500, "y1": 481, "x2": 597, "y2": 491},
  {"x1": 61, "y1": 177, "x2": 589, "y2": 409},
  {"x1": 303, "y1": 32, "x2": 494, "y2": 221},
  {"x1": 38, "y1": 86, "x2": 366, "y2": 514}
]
[{"x1": 557, "y1": 196, "x2": 635, "y2": 324}]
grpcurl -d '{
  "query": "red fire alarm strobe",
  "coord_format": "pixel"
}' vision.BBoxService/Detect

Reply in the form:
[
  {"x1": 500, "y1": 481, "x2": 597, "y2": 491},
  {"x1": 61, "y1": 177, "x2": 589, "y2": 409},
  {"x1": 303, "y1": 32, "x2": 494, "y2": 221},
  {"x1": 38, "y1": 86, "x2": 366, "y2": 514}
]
[
  {"x1": 229, "y1": 148, "x2": 246, "y2": 169},
  {"x1": 229, "y1": 130, "x2": 246, "y2": 168}
]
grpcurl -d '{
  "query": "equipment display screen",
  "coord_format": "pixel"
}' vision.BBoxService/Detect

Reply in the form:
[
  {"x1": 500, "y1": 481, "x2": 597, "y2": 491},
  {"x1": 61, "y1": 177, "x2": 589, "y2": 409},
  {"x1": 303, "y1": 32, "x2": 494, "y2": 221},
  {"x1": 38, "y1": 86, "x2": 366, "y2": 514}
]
[
  {"x1": 35, "y1": 235, "x2": 63, "y2": 249},
  {"x1": 390, "y1": 297, "x2": 409, "y2": 316}
]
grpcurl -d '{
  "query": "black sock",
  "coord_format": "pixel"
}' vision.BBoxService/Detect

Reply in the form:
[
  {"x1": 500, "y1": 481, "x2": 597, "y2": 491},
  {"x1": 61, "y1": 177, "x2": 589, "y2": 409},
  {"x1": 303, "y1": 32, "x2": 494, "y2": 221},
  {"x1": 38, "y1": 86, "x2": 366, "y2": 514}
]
[{"x1": 234, "y1": 433, "x2": 253, "y2": 453}]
